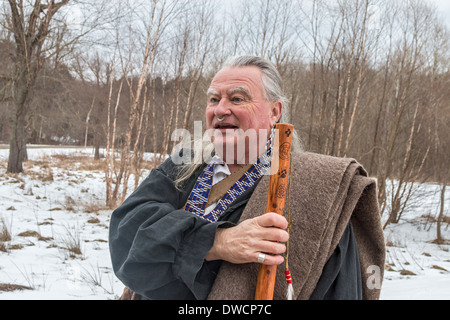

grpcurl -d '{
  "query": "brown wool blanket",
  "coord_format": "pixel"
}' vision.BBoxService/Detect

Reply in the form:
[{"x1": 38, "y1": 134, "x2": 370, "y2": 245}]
[{"x1": 207, "y1": 151, "x2": 385, "y2": 300}]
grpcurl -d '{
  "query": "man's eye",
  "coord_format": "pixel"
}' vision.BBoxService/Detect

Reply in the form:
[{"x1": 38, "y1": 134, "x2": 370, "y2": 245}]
[
  {"x1": 232, "y1": 97, "x2": 243, "y2": 102},
  {"x1": 210, "y1": 97, "x2": 219, "y2": 103}
]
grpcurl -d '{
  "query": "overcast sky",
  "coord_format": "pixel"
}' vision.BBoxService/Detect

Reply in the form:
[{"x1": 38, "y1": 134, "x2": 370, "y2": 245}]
[{"x1": 429, "y1": 0, "x2": 450, "y2": 28}]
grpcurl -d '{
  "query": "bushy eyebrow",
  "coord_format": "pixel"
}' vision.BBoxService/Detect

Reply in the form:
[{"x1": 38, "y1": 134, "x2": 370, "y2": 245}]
[
  {"x1": 227, "y1": 86, "x2": 252, "y2": 99},
  {"x1": 206, "y1": 86, "x2": 252, "y2": 99},
  {"x1": 207, "y1": 88, "x2": 219, "y2": 97}
]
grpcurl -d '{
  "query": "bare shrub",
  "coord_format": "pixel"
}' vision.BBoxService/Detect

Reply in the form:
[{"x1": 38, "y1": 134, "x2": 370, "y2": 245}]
[
  {"x1": 0, "y1": 218, "x2": 11, "y2": 242},
  {"x1": 60, "y1": 225, "x2": 83, "y2": 259},
  {"x1": 0, "y1": 242, "x2": 7, "y2": 253},
  {"x1": 63, "y1": 196, "x2": 77, "y2": 212}
]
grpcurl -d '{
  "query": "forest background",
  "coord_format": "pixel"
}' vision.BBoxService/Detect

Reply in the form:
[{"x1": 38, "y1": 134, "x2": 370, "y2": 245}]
[{"x1": 0, "y1": 0, "x2": 449, "y2": 237}]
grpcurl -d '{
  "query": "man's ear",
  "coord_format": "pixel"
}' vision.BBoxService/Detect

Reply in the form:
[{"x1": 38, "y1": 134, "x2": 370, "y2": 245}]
[{"x1": 271, "y1": 101, "x2": 283, "y2": 124}]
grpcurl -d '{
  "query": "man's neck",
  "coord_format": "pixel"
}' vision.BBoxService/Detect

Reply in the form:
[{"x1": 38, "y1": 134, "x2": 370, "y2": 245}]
[{"x1": 227, "y1": 163, "x2": 247, "y2": 175}]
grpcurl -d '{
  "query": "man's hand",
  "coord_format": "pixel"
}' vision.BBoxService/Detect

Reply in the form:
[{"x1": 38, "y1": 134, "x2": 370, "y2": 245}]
[{"x1": 205, "y1": 212, "x2": 289, "y2": 265}]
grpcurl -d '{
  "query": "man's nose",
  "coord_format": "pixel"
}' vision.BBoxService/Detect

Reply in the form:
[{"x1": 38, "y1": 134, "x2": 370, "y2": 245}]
[{"x1": 214, "y1": 98, "x2": 232, "y2": 117}]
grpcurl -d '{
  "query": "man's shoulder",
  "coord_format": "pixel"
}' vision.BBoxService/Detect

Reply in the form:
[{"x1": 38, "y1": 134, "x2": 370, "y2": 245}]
[
  {"x1": 292, "y1": 151, "x2": 358, "y2": 166},
  {"x1": 156, "y1": 148, "x2": 207, "y2": 184},
  {"x1": 290, "y1": 151, "x2": 368, "y2": 179}
]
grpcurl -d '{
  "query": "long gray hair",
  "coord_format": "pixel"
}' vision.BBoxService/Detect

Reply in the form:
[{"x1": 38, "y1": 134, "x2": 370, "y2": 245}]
[{"x1": 173, "y1": 55, "x2": 302, "y2": 190}]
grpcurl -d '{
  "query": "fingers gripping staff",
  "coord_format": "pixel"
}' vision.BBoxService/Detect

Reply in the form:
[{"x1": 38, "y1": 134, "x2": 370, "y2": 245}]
[{"x1": 254, "y1": 123, "x2": 294, "y2": 300}]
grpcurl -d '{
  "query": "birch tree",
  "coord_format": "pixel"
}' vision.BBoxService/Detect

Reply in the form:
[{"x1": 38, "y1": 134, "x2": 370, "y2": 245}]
[{"x1": 105, "y1": 0, "x2": 186, "y2": 208}]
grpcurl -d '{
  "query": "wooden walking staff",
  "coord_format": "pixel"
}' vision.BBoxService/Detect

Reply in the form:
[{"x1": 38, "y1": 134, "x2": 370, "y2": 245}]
[{"x1": 254, "y1": 123, "x2": 294, "y2": 300}]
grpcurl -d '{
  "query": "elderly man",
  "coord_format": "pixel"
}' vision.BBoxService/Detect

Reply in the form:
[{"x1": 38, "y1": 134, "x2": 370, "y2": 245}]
[{"x1": 109, "y1": 56, "x2": 385, "y2": 300}]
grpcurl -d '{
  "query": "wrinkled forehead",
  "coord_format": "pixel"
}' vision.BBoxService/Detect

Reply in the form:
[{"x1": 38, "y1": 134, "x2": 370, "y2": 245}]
[
  {"x1": 207, "y1": 86, "x2": 251, "y2": 98},
  {"x1": 208, "y1": 66, "x2": 265, "y2": 96}
]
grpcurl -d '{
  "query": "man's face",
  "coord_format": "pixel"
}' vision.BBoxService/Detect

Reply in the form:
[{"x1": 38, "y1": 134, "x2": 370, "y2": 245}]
[{"x1": 205, "y1": 66, "x2": 282, "y2": 163}]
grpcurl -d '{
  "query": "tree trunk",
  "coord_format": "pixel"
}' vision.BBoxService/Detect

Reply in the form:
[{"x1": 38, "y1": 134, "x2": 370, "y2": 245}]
[
  {"x1": 7, "y1": 76, "x2": 29, "y2": 173},
  {"x1": 7, "y1": 110, "x2": 27, "y2": 173},
  {"x1": 436, "y1": 183, "x2": 446, "y2": 244}
]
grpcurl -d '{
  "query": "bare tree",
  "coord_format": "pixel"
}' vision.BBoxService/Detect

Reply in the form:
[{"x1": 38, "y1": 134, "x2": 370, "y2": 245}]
[
  {"x1": 104, "y1": 0, "x2": 186, "y2": 208},
  {"x1": 1, "y1": 0, "x2": 104, "y2": 173},
  {"x1": 429, "y1": 22, "x2": 450, "y2": 243},
  {"x1": 4, "y1": 0, "x2": 70, "y2": 173},
  {"x1": 376, "y1": 0, "x2": 438, "y2": 224}
]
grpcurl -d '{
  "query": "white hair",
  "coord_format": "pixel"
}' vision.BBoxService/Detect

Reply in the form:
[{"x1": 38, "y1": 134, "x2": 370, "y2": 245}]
[{"x1": 222, "y1": 55, "x2": 291, "y2": 123}]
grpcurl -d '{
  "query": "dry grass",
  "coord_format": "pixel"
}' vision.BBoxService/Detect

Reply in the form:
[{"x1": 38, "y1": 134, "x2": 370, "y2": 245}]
[
  {"x1": 0, "y1": 283, "x2": 32, "y2": 292},
  {"x1": 432, "y1": 265, "x2": 448, "y2": 272},
  {"x1": 17, "y1": 230, "x2": 53, "y2": 242},
  {"x1": 7, "y1": 151, "x2": 157, "y2": 179},
  {"x1": 400, "y1": 269, "x2": 417, "y2": 276},
  {"x1": 77, "y1": 159, "x2": 106, "y2": 172},
  {"x1": 87, "y1": 217, "x2": 100, "y2": 224},
  {"x1": 4, "y1": 174, "x2": 24, "y2": 184},
  {"x1": 60, "y1": 225, "x2": 83, "y2": 259},
  {"x1": 83, "y1": 201, "x2": 108, "y2": 214},
  {"x1": 8, "y1": 244, "x2": 24, "y2": 250},
  {"x1": 50, "y1": 154, "x2": 105, "y2": 172},
  {"x1": 22, "y1": 153, "x2": 105, "y2": 173},
  {"x1": 0, "y1": 218, "x2": 11, "y2": 242},
  {"x1": 0, "y1": 218, "x2": 12, "y2": 252},
  {"x1": 420, "y1": 213, "x2": 450, "y2": 224},
  {"x1": 17, "y1": 230, "x2": 41, "y2": 238},
  {"x1": 51, "y1": 154, "x2": 88, "y2": 162},
  {"x1": 63, "y1": 196, "x2": 77, "y2": 212}
]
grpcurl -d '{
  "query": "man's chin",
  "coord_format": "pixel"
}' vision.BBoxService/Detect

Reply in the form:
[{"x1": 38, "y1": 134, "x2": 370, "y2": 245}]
[{"x1": 212, "y1": 139, "x2": 236, "y2": 155}]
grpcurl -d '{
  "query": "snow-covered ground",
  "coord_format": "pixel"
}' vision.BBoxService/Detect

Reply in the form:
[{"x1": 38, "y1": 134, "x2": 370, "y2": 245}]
[
  {"x1": 0, "y1": 146, "x2": 449, "y2": 300},
  {"x1": 380, "y1": 179, "x2": 450, "y2": 299}
]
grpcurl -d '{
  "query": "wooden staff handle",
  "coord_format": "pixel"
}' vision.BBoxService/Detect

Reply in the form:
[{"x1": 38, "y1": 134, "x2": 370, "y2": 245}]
[{"x1": 254, "y1": 123, "x2": 294, "y2": 300}]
